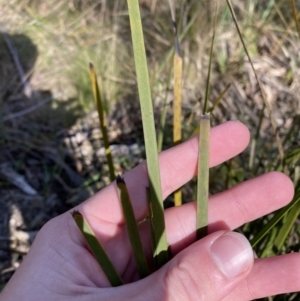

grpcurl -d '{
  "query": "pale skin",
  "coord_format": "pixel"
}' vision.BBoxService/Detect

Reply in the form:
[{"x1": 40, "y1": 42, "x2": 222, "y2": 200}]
[{"x1": 1, "y1": 121, "x2": 299, "y2": 301}]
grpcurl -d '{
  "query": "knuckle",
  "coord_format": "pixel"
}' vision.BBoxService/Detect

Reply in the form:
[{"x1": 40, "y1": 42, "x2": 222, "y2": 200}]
[
  {"x1": 164, "y1": 257, "x2": 204, "y2": 301},
  {"x1": 35, "y1": 215, "x2": 65, "y2": 246},
  {"x1": 245, "y1": 276, "x2": 257, "y2": 300}
]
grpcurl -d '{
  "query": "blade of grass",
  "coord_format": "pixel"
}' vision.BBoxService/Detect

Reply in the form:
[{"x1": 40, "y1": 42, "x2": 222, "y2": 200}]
[
  {"x1": 168, "y1": 0, "x2": 183, "y2": 206},
  {"x1": 203, "y1": 0, "x2": 219, "y2": 114},
  {"x1": 89, "y1": 63, "x2": 115, "y2": 182},
  {"x1": 249, "y1": 105, "x2": 265, "y2": 171},
  {"x1": 290, "y1": 0, "x2": 300, "y2": 40},
  {"x1": 196, "y1": 1, "x2": 218, "y2": 240},
  {"x1": 294, "y1": 166, "x2": 300, "y2": 189},
  {"x1": 126, "y1": 0, "x2": 169, "y2": 269},
  {"x1": 146, "y1": 187, "x2": 157, "y2": 265},
  {"x1": 226, "y1": 0, "x2": 285, "y2": 170},
  {"x1": 72, "y1": 211, "x2": 123, "y2": 286},
  {"x1": 251, "y1": 188, "x2": 300, "y2": 248},
  {"x1": 196, "y1": 113, "x2": 210, "y2": 240},
  {"x1": 207, "y1": 84, "x2": 231, "y2": 113},
  {"x1": 116, "y1": 175, "x2": 150, "y2": 279},
  {"x1": 191, "y1": 84, "x2": 230, "y2": 137},
  {"x1": 260, "y1": 226, "x2": 278, "y2": 258},
  {"x1": 273, "y1": 200, "x2": 300, "y2": 252}
]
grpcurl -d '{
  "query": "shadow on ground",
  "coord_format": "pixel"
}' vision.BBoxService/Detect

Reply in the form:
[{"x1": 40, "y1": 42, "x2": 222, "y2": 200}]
[
  {"x1": 0, "y1": 32, "x2": 86, "y2": 286},
  {"x1": 0, "y1": 32, "x2": 149, "y2": 288}
]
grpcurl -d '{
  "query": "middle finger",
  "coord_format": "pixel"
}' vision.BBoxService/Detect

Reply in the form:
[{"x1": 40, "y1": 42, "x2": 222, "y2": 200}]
[{"x1": 164, "y1": 171, "x2": 294, "y2": 255}]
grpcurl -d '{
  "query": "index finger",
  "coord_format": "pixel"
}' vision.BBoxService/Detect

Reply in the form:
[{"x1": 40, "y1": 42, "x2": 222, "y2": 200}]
[{"x1": 78, "y1": 121, "x2": 250, "y2": 224}]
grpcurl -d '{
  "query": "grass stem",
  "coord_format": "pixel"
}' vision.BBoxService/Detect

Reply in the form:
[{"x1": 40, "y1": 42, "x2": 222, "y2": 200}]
[
  {"x1": 203, "y1": 0, "x2": 219, "y2": 114},
  {"x1": 226, "y1": 0, "x2": 285, "y2": 169},
  {"x1": 89, "y1": 63, "x2": 115, "y2": 182},
  {"x1": 169, "y1": 0, "x2": 183, "y2": 206},
  {"x1": 196, "y1": 113, "x2": 210, "y2": 240},
  {"x1": 290, "y1": 0, "x2": 300, "y2": 40}
]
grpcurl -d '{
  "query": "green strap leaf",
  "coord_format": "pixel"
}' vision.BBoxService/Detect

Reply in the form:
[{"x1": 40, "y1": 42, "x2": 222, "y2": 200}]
[
  {"x1": 196, "y1": 114, "x2": 210, "y2": 240},
  {"x1": 117, "y1": 175, "x2": 150, "y2": 279},
  {"x1": 126, "y1": 0, "x2": 169, "y2": 269},
  {"x1": 273, "y1": 200, "x2": 300, "y2": 252},
  {"x1": 72, "y1": 211, "x2": 123, "y2": 286},
  {"x1": 251, "y1": 189, "x2": 300, "y2": 248}
]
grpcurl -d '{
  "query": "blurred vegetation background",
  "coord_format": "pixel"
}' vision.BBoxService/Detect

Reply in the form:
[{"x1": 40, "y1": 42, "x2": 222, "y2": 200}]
[{"x1": 0, "y1": 0, "x2": 299, "y2": 299}]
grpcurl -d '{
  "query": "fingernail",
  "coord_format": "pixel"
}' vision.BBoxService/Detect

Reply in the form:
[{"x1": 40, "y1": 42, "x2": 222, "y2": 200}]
[{"x1": 210, "y1": 232, "x2": 254, "y2": 279}]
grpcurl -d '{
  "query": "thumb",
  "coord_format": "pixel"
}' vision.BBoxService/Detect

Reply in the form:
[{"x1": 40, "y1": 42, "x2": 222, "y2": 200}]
[{"x1": 129, "y1": 231, "x2": 254, "y2": 301}]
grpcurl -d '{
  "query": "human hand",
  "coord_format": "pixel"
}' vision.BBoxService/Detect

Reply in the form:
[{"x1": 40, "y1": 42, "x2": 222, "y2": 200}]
[{"x1": 1, "y1": 121, "x2": 298, "y2": 301}]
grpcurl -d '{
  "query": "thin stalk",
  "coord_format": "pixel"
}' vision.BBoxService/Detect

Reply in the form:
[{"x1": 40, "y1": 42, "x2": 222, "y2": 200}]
[
  {"x1": 116, "y1": 176, "x2": 150, "y2": 278},
  {"x1": 72, "y1": 211, "x2": 123, "y2": 286},
  {"x1": 203, "y1": 1, "x2": 219, "y2": 114},
  {"x1": 168, "y1": 0, "x2": 183, "y2": 206},
  {"x1": 290, "y1": 0, "x2": 300, "y2": 40},
  {"x1": 89, "y1": 63, "x2": 115, "y2": 182},
  {"x1": 208, "y1": 84, "x2": 231, "y2": 113},
  {"x1": 126, "y1": 0, "x2": 169, "y2": 269},
  {"x1": 191, "y1": 84, "x2": 230, "y2": 138},
  {"x1": 226, "y1": 0, "x2": 285, "y2": 169},
  {"x1": 196, "y1": 113, "x2": 210, "y2": 240}
]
